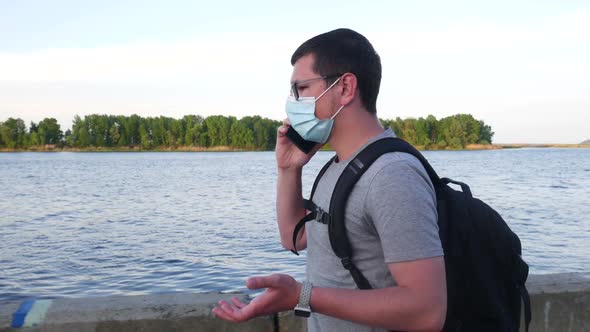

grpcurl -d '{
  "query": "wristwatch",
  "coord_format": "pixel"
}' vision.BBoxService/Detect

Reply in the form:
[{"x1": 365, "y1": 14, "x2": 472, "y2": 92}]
[{"x1": 294, "y1": 281, "x2": 313, "y2": 317}]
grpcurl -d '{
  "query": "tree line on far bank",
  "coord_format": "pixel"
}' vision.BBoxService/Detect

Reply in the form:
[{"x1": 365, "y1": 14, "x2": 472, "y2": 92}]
[{"x1": 0, "y1": 113, "x2": 493, "y2": 150}]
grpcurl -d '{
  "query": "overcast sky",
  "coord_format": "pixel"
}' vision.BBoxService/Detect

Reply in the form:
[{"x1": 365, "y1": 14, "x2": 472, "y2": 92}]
[{"x1": 0, "y1": 0, "x2": 588, "y2": 143}]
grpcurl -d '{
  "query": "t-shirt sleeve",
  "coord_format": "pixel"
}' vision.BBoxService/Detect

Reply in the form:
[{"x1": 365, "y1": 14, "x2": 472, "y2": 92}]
[{"x1": 364, "y1": 155, "x2": 443, "y2": 263}]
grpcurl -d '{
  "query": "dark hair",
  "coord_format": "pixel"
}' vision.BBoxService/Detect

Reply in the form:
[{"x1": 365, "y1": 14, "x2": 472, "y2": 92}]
[{"x1": 291, "y1": 28, "x2": 382, "y2": 113}]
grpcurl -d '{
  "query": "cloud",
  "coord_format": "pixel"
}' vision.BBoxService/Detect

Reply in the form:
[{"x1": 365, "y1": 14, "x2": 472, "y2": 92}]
[
  {"x1": 0, "y1": 12, "x2": 588, "y2": 143},
  {"x1": 0, "y1": 32, "x2": 298, "y2": 83}
]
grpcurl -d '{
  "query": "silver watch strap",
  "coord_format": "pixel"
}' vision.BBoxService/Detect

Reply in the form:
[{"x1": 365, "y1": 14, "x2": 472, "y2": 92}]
[{"x1": 297, "y1": 281, "x2": 313, "y2": 308}]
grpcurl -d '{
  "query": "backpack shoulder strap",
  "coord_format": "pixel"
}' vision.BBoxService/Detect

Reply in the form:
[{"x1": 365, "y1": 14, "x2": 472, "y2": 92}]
[
  {"x1": 378, "y1": 138, "x2": 441, "y2": 185},
  {"x1": 290, "y1": 155, "x2": 336, "y2": 256},
  {"x1": 310, "y1": 155, "x2": 336, "y2": 199},
  {"x1": 328, "y1": 137, "x2": 440, "y2": 289}
]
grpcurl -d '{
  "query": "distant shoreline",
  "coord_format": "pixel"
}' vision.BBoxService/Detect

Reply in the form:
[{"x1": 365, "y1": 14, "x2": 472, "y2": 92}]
[
  {"x1": 495, "y1": 143, "x2": 590, "y2": 149},
  {"x1": 0, "y1": 146, "x2": 249, "y2": 153},
  {"x1": 1, "y1": 143, "x2": 589, "y2": 153}
]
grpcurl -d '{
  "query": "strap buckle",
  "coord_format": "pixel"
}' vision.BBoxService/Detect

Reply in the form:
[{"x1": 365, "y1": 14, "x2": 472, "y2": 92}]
[{"x1": 315, "y1": 206, "x2": 329, "y2": 224}]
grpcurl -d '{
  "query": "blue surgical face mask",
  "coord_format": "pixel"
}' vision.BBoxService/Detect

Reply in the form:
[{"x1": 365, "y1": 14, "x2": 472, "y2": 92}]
[{"x1": 285, "y1": 77, "x2": 344, "y2": 144}]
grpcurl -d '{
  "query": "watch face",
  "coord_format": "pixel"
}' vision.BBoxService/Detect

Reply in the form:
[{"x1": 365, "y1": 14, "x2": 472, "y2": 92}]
[{"x1": 294, "y1": 308, "x2": 311, "y2": 318}]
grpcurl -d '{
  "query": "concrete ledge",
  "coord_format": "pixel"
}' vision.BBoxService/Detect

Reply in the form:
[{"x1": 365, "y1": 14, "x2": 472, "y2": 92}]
[
  {"x1": 0, "y1": 293, "x2": 274, "y2": 332},
  {"x1": 1, "y1": 273, "x2": 589, "y2": 332},
  {"x1": 521, "y1": 273, "x2": 590, "y2": 332}
]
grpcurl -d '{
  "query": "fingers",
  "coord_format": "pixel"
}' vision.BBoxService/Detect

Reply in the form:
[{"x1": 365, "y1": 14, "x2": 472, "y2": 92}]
[
  {"x1": 277, "y1": 118, "x2": 290, "y2": 137},
  {"x1": 246, "y1": 276, "x2": 265, "y2": 290},
  {"x1": 212, "y1": 299, "x2": 248, "y2": 323},
  {"x1": 278, "y1": 126, "x2": 288, "y2": 137},
  {"x1": 246, "y1": 274, "x2": 283, "y2": 290},
  {"x1": 212, "y1": 301, "x2": 236, "y2": 322},
  {"x1": 213, "y1": 275, "x2": 297, "y2": 323},
  {"x1": 231, "y1": 297, "x2": 248, "y2": 309},
  {"x1": 212, "y1": 307, "x2": 234, "y2": 322}
]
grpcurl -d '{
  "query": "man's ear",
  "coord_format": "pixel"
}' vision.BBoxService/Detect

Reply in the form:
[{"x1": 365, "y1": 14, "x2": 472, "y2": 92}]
[{"x1": 339, "y1": 73, "x2": 358, "y2": 106}]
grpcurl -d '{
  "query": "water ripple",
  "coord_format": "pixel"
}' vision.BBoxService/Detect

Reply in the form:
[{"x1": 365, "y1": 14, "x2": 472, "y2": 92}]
[{"x1": 0, "y1": 149, "x2": 589, "y2": 302}]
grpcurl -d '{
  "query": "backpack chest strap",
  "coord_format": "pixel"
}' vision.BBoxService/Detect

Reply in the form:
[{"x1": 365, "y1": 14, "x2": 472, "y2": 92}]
[
  {"x1": 303, "y1": 199, "x2": 330, "y2": 224},
  {"x1": 291, "y1": 199, "x2": 330, "y2": 255}
]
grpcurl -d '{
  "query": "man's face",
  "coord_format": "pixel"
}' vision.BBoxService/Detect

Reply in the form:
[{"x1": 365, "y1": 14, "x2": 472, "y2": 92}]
[{"x1": 290, "y1": 54, "x2": 339, "y2": 120}]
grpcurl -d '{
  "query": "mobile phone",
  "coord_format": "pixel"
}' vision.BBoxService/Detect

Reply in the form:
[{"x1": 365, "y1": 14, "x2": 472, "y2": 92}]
[{"x1": 286, "y1": 126, "x2": 317, "y2": 154}]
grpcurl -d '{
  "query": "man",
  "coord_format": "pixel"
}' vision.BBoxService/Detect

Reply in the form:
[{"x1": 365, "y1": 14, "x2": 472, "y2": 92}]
[{"x1": 213, "y1": 28, "x2": 446, "y2": 332}]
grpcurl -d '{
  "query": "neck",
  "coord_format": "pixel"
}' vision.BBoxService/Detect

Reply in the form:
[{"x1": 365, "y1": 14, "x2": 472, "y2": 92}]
[{"x1": 329, "y1": 105, "x2": 384, "y2": 162}]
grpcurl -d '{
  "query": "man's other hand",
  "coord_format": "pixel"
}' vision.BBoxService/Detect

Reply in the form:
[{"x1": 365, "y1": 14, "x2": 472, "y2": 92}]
[{"x1": 212, "y1": 274, "x2": 301, "y2": 323}]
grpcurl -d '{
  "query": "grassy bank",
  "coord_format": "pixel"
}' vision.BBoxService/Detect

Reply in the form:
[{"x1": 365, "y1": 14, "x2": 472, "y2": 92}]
[
  {"x1": 1, "y1": 143, "x2": 588, "y2": 153},
  {"x1": 0, "y1": 145, "x2": 251, "y2": 152},
  {"x1": 496, "y1": 143, "x2": 590, "y2": 149}
]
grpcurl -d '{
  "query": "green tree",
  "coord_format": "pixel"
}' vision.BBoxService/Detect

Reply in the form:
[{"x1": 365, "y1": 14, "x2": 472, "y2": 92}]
[
  {"x1": 479, "y1": 121, "x2": 494, "y2": 144},
  {"x1": 124, "y1": 114, "x2": 141, "y2": 146},
  {"x1": 115, "y1": 115, "x2": 128, "y2": 146},
  {"x1": 250, "y1": 117, "x2": 280, "y2": 150},
  {"x1": 2, "y1": 113, "x2": 492, "y2": 150},
  {"x1": 37, "y1": 118, "x2": 63, "y2": 145},
  {"x1": 378, "y1": 113, "x2": 493, "y2": 149},
  {"x1": 151, "y1": 117, "x2": 166, "y2": 146},
  {"x1": 63, "y1": 129, "x2": 72, "y2": 147},
  {"x1": 0, "y1": 121, "x2": 5, "y2": 148},
  {"x1": 109, "y1": 123, "x2": 121, "y2": 146},
  {"x1": 183, "y1": 115, "x2": 204, "y2": 146},
  {"x1": 139, "y1": 122, "x2": 151, "y2": 149},
  {"x1": 229, "y1": 120, "x2": 254, "y2": 149},
  {"x1": 414, "y1": 116, "x2": 438, "y2": 147},
  {"x1": 205, "y1": 115, "x2": 233, "y2": 147},
  {"x1": 85, "y1": 114, "x2": 109, "y2": 146},
  {"x1": 392, "y1": 117, "x2": 405, "y2": 139},
  {"x1": 443, "y1": 116, "x2": 467, "y2": 149},
  {"x1": 29, "y1": 121, "x2": 41, "y2": 146},
  {"x1": 425, "y1": 115, "x2": 438, "y2": 145},
  {"x1": 169, "y1": 118, "x2": 184, "y2": 146},
  {"x1": 72, "y1": 115, "x2": 90, "y2": 147},
  {"x1": 0, "y1": 118, "x2": 27, "y2": 148},
  {"x1": 402, "y1": 118, "x2": 418, "y2": 145},
  {"x1": 253, "y1": 121, "x2": 269, "y2": 150}
]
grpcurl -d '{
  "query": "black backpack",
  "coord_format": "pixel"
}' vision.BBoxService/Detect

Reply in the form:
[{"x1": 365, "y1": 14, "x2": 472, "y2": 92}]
[{"x1": 291, "y1": 137, "x2": 531, "y2": 332}]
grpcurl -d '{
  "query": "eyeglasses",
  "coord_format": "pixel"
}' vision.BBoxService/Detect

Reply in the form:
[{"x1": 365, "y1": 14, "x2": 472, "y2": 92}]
[{"x1": 290, "y1": 74, "x2": 342, "y2": 100}]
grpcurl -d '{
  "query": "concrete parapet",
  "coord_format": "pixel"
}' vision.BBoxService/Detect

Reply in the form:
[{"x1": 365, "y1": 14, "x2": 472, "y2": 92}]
[
  {"x1": 278, "y1": 311, "x2": 307, "y2": 332},
  {"x1": 1, "y1": 273, "x2": 588, "y2": 331},
  {"x1": 521, "y1": 272, "x2": 590, "y2": 332},
  {"x1": 0, "y1": 293, "x2": 273, "y2": 332}
]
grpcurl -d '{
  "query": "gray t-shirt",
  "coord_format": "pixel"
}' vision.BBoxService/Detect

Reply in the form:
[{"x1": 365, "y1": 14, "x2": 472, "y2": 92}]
[{"x1": 306, "y1": 128, "x2": 443, "y2": 332}]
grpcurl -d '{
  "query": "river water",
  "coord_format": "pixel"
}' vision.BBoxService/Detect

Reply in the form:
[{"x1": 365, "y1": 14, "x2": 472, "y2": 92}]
[{"x1": 0, "y1": 148, "x2": 589, "y2": 301}]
